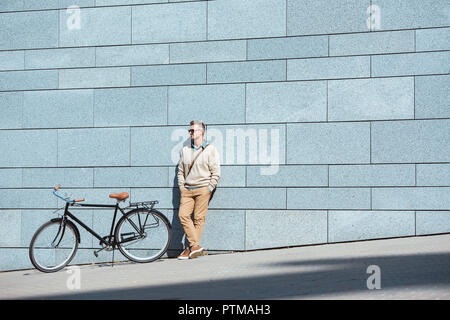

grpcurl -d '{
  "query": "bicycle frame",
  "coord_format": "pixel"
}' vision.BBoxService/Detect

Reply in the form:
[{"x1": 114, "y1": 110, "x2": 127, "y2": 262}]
[
  {"x1": 52, "y1": 187, "x2": 160, "y2": 248},
  {"x1": 61, "y1": 201, "x2": 127, "y2": 247}
]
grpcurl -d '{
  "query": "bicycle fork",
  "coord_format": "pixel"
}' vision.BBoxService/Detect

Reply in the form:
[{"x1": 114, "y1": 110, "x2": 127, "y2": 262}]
[{"x1": 52, "y1": 217, "x2": 68, "y2": 248}]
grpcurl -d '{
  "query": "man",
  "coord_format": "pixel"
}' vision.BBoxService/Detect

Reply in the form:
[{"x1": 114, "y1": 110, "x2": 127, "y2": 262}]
[{"x1": 177, "y1": 120, "x2": 221, "y2": 260}]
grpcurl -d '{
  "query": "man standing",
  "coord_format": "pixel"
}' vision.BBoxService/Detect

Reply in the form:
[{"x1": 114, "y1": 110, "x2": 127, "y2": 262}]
[{"x1": 177, "y1": 120, "x2": 221, "y2": 260}]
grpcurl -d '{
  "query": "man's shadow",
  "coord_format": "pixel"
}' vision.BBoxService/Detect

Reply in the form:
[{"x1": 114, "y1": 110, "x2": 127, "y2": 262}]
[{"x1": 167, "y1": 139, "x2": 191, "y2": 258}]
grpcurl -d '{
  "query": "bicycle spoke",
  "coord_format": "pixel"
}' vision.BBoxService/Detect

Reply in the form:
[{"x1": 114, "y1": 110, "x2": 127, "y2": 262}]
[
  {"x1": 29, "y1": 221, "x2": 78, "y2": 273},
  {"x1": 116, "y1": 209, "x2": 171, "y2": 263}
]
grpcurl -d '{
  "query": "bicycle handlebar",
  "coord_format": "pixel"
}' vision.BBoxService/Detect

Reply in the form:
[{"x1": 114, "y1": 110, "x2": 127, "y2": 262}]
[{"x1": 53, "y1": 185, "x2": 85, "y2": 203}]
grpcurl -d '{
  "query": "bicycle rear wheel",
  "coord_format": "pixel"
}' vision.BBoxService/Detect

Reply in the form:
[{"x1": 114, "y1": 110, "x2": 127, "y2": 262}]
[
  {"x1": 115, "y1": 209, "x2": 171, "y2": 263},
  {"x1": 29, "y1": 219, "x2": 79, "y2": 273}
]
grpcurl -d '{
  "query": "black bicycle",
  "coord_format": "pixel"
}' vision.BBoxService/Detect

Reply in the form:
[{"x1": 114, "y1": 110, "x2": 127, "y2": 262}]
[{"x1": 29, "y1": 185, "x2": 172, "y2": 273}]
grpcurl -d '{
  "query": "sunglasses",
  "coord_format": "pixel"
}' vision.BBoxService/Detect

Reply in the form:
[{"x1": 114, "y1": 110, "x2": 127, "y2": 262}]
[{"x1": 188, "y1": 129, "x2": 202, "y2": 134}]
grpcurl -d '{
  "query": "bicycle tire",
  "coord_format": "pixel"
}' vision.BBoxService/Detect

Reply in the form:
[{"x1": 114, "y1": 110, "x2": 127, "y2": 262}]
[
  {"x1": 115, "y1": 209, "x2": 171, "y2": 263},
  {"x1": 29, "y1": 219, "x2": 79, "y2": 273}
]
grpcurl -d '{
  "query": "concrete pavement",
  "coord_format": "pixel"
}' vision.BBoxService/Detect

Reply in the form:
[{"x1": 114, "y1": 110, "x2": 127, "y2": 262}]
[{"x1": 1, "y1": 234, "x2": 449, "y2": 300}]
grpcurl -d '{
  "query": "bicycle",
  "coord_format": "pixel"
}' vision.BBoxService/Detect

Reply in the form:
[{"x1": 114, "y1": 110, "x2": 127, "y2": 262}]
[{"x1": 29, "y1": 184, "x2": 172, "y2": 273}]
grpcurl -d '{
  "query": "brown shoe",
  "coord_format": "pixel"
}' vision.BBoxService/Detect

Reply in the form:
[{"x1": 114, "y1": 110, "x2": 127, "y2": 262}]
[
  {"x1": 177, "y1": 247, "x2": 191, "y2": 260},
  {"x1": 189, "y1": 245, "x2": 203, "y2": 259}
]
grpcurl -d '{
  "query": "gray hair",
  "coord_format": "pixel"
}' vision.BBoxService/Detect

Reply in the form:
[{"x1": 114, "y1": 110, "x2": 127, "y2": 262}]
[{"x1": 190, "y1": 120, "x2": 205, "y2": 132}]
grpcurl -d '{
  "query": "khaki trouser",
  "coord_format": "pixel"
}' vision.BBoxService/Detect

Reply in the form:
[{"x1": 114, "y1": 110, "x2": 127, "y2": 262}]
[{"x1": 178, "y1": 186, "x2": 211, "y2": 247}]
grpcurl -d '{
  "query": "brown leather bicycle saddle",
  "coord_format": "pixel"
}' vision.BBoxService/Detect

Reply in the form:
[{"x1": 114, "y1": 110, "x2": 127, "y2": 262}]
[{"x1": 109, "y1": 192, "x2": 129, "y2": 201}]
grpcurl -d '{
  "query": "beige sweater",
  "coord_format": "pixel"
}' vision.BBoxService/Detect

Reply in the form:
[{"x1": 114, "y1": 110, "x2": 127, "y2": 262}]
[{"x1": 177, "y1": 143, "x2": 221, "y2": 191}]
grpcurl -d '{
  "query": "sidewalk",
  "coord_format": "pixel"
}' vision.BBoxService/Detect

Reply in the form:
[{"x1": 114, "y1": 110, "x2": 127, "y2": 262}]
[{"x1": 1, "y1": 234, "x2": 449, "y2": 300}]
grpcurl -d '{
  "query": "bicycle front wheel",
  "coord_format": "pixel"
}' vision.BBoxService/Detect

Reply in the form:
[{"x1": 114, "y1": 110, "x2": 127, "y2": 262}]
[
  {"x1": 115, "y1": 209, "x2": 171, "y2": 263},
  {"x1": 29, "y1": 219, "x2": 79, "y2": 273}
]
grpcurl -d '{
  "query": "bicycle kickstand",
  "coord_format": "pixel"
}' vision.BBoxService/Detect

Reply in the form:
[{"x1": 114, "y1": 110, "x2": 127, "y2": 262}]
[
  {"x1": 93, "y1": 246, "x2": 115, "y2": 268},
  {"x1": 93, "y1": 247, "x2": 106, "y2": 258}
]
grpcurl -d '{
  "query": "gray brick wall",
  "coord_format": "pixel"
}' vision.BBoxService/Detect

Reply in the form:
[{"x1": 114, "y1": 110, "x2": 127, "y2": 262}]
[{"x1": 0, "y1": 0, "x2": 449, "y2": 271}]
